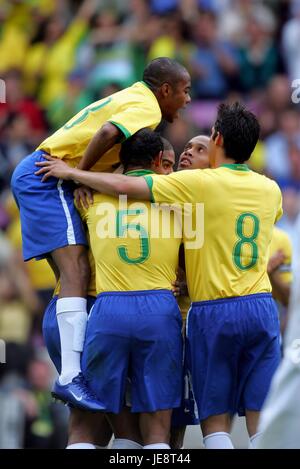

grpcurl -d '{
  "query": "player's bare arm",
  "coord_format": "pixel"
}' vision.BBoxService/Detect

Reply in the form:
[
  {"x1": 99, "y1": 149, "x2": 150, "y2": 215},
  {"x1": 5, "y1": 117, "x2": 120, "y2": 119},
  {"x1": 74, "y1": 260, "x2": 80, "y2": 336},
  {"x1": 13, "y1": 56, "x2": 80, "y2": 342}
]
[
  {"x1": 77, "y1": 122, "x2": 122, "y2": 171},
  {"x1": 35, "y1": 156, "x2": 151, "y2": 200}
]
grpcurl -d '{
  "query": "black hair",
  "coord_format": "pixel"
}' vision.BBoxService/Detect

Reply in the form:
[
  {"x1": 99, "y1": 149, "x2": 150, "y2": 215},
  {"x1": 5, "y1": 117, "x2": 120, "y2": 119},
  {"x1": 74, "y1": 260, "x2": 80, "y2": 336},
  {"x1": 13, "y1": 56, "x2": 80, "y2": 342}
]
[
  {"x1": 120, "y1": 129, "x2": 163, "y2": 171},
  {"x1": 161, "y1": 137, "x2": 174, "y2": 152},
  {"x1": 143, "y1": 57, "x2": 189, "y2": 91},
  {"x1": 214, "y1": 102, "x2": 260, "y2": 163}
]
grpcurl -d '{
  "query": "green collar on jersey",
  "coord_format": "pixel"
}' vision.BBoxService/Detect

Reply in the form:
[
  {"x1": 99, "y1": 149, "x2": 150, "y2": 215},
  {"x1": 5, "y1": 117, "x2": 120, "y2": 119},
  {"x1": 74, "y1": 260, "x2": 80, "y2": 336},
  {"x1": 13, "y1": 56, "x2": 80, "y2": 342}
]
[
  {"x1": 125, "y1": 169, "x2": 155, "y2": 177},
  {"x1": 220, "y1": 163, "x2": 250, "y2": 172}
]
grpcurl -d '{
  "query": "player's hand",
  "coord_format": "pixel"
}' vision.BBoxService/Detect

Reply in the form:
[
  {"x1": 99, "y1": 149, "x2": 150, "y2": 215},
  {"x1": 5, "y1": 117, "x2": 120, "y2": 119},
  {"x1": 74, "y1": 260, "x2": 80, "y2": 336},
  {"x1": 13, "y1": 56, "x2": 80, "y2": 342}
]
[
  {"x1": 172, "y1": 280, "x2": 188, "y2": 297},
  {"x1": 267, "y1": 249, "x2": 286, "y2": 275},
  {"x1": 74, "y1": 185, "x2": 93, "y2": 209},
  {"x1": 34, "y1": 154, "x2": 73, "y2": 182}
]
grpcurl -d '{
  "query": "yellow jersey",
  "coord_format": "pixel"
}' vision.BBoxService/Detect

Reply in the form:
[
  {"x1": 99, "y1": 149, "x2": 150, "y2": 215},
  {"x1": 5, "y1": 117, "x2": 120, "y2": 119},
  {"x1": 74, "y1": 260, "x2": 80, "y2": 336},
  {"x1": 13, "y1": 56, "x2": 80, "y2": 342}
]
[
  {"x1": 145, "y1": 164, "x2": 283, "y2": 302},
  {"x1": 270, "y1": 226, "x2": 292, "y2": 288},
  {"x1": 178, "y1": 225, "x2": 291, "y2": 317},
  {"x1": 37, "y1": 82, "x2": 162, "y2": 172},
  {"x1": 80, "y1": 170, "x2": 182, "y2": 293}
]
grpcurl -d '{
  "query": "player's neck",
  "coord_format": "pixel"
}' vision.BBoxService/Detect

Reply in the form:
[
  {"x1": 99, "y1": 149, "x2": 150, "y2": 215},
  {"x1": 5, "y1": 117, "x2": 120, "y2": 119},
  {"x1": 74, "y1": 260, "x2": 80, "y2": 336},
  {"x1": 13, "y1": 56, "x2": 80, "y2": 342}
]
[{"x1": 214, "y1": 152, "x2": 236, "y2": 168}]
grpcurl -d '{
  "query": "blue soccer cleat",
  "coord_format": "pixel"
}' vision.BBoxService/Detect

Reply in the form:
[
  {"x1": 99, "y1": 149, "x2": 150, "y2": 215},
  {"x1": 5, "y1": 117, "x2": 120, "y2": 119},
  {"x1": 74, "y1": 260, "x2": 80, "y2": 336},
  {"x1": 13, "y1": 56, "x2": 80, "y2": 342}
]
[{"x1": 52, "y1": 373, "x2": 105, "y2": 412}]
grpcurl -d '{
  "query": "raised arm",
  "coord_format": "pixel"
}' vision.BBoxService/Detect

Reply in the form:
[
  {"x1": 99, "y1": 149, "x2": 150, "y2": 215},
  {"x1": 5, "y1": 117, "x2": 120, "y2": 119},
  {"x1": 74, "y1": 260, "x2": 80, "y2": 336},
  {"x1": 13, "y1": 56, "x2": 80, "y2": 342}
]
[
  {"x1": 71, "y1": 170, "x2": 151, "y2": 200},
  {"x1": 35, "y1": 156, "x2": 151, "y2": 200},
  {"x1": 77, "y1": 123, "x2": 122, "y2": 171}
]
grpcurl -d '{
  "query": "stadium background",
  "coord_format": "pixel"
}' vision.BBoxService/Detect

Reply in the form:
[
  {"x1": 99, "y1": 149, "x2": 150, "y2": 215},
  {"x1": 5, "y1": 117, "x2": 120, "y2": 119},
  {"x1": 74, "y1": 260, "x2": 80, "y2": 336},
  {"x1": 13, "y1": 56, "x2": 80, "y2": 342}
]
[{"x1": 0, "y1": 0, "x2": 299, "y2": 448}]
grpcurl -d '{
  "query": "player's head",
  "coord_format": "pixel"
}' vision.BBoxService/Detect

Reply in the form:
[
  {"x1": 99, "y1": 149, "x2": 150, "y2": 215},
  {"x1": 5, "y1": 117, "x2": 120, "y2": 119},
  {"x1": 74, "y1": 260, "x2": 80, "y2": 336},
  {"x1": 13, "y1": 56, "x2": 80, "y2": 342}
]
[
  {"x1": 120, "y1": 128, "x2": 164, "y2": 173},
  {"x1": 178, "y1": 135, "x2": 210, "y2": 170},
  {"x1": 143, "y1": 57, "x2": 191, "y2": 123},
  {"x1": 209, "y1": 102, "x2": 260, "y2": 166},
  {"x1": 160, "y1": 138, "x2": 175, "y2": 174}
]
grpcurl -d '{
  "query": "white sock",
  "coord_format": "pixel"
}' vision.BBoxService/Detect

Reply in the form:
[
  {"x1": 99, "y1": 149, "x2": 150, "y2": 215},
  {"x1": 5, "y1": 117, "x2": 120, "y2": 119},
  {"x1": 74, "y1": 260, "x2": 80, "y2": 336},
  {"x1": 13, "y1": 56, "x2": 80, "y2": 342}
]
[
  {"x1": 66, "y1": 443, "x2": 95, "y2": 449},
  {"x1": 203, "y1": 432, "x2": 234, "y2": 449},
  {"x1": 143, "y1": 443, "x2": 170, "y2": 449},
  {"x1": 112, "y1": 438, "x2": 143, "y2": 449},
  {"x1": 56, "y1": 297, "x2": 87, "y2": 385},
  {"x1": 249, "y1": 432, "x2": 262, "y2": 449}
]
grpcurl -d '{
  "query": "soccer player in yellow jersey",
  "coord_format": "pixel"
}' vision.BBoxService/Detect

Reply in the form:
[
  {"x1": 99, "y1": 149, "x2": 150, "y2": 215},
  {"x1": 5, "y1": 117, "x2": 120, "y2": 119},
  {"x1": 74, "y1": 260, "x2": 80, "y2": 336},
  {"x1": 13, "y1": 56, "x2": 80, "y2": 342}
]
[
  {"x1": 36, "y1": 102, "x2": 283, "y2": 449},
  {"x1": 41, "y1": 134, "x2": 177, "y2": 449},
  {"x1": 79, "y1": 130, "x2": 182, "y2": 449},
  {"x1": 11, "y1": 57, "x2": 191, "y2": 409}
]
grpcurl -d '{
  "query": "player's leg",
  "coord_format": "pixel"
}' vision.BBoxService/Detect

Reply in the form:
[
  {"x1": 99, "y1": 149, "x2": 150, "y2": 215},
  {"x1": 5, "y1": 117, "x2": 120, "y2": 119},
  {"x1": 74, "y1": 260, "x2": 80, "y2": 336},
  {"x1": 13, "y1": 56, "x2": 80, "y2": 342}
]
[
  {"x1": 245, "y1": 411, "x2": 261, "y2": 449},
  {"x1": 50, "y1": 245, "x2": 89, "y2": 385},
  {"x1": 170, "y1": 426, "x2": 186, "y2": 449},
  {"x1": 46, "y1": 257, "x2": 60, "y2": 283},
  {"x1": 43, "y1": 293, "x2": 104, "y2": 413},
  {"x1": 67, "y1": 409, "x2": 112, "y2": 449},
  {"x1": 200, "y1": 414, "x2": 233, "y2": 449},
  {"x1": 186, "y1": 300, "x2": 245, "y2": 449},
  {"x1": 108, "y1": 407, "x2": 143, "y2": 449},
  {"x1": 11, "y1": 151, "x2": 102, "y2": 409},
  {"x1": 239, "y1": 294, "x2": 281, "y2": 449},
  {"x1": 49, "y1": 245, "x2": 105, "y2": 409},
  {"x1": 131, "y1": 290, "x2": 183, "y2": 449},
  {"x1": 140, "y1": 410, "x2": 172, "y2": 449},
  {"x1": 43, "y1": 295, "x2": 111, "y2": 447}
]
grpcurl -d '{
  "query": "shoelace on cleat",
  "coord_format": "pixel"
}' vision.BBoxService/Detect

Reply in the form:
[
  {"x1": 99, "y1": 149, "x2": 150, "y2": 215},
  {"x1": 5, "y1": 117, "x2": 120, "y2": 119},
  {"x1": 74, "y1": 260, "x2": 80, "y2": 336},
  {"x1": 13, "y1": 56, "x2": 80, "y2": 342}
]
[{"x1": 71, "y1": 373, "x2": 99, "y2": 400}]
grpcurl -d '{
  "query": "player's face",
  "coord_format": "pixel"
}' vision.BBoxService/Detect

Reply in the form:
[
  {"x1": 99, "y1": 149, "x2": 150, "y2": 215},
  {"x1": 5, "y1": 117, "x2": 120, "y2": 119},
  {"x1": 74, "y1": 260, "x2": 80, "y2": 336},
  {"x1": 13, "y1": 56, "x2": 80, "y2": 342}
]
[
  {"x1": 161, "y1": 74, "x2": 191, "y2": 123},
  {"x1": 159, "y1": 150, "x2": 175, "y2": 175},
  {"x1": 178, "y1": 136, "x2": 210, "y2": 170}
]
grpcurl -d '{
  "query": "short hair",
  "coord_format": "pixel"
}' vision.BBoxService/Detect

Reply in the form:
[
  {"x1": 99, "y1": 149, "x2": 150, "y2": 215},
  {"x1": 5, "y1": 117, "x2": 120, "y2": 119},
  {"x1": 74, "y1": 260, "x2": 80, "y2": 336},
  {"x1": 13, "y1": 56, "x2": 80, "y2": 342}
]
[
  {"x1": 120, "y1": 129, "x2": 163, "y2": 171},
  {"x1": 143, "y1": 57, "x2": 189, "y2": 91},
  {"x1": 161, "y1": 137, "x2": 174, "y2": 153},
  {"x1": 214, "y1": 102, "x2": 260, "y2": 163}
]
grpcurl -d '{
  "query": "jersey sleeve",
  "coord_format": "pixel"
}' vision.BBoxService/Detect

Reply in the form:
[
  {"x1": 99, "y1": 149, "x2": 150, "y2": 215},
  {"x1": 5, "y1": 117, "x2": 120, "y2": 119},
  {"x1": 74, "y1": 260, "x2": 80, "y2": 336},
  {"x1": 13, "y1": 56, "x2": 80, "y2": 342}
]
[
  {"x1": 144, "y1": 170, "x2": 203, "y2": 206},
  {"x1": 107, "y1": 103, "x2": 161, "y2": 140},
  {"x1": 274, "y1": 183, "x2": 283, "y2": 223}
]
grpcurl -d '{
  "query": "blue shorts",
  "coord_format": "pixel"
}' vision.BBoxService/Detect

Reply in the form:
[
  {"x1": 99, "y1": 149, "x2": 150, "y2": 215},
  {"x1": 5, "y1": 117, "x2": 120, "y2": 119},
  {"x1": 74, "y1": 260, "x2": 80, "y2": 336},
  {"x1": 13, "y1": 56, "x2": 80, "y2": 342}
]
[
  {"x1": 186, "y1": 293, "x2": 281, "y2": 421},
  {"x1": 11, "y1": 150, "x2": 87, "y2": 261},
  {"x1": 81, "y1": 290, "x2": 183, "y2": 414},
  {"x1": 42, "y1": 295, "x2": 96, "y2": 373}
]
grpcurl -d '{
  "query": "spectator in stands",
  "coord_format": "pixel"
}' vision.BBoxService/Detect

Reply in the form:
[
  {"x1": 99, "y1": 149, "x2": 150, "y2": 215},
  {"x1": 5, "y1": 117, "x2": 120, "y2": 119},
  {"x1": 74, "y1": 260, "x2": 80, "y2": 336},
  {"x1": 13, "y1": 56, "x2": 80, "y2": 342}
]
[
  {"x1": 190, "y1": 9, "x2": 239, "y2": 99},
  {"x1": 238, "y1": 7, "x2": 279, "y2": 93}
]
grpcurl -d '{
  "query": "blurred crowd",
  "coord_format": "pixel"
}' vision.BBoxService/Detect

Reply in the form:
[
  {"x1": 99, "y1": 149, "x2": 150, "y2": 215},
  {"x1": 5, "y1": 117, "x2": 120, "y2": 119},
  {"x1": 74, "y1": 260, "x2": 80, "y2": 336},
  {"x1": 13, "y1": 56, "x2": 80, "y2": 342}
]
[{"x1": 1, "y1": 0, "x2": 300, "y2": 448}]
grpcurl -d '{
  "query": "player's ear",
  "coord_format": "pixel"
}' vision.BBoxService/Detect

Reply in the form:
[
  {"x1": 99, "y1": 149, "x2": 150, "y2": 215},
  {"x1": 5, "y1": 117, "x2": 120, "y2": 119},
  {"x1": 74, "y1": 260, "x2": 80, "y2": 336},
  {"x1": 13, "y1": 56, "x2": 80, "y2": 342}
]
[
  {"x1": 214, "y1": 131, "x2": 223, "y2": 147},
  {"x1": 154, "y1": 150, "x2": 163, "y2": 167},
  {"x1": 160, "y1": 83, "x2": 171, "y2": 97},
  {"x1": 216, "y1": 132, "x2": 224, "y2": 147}
]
